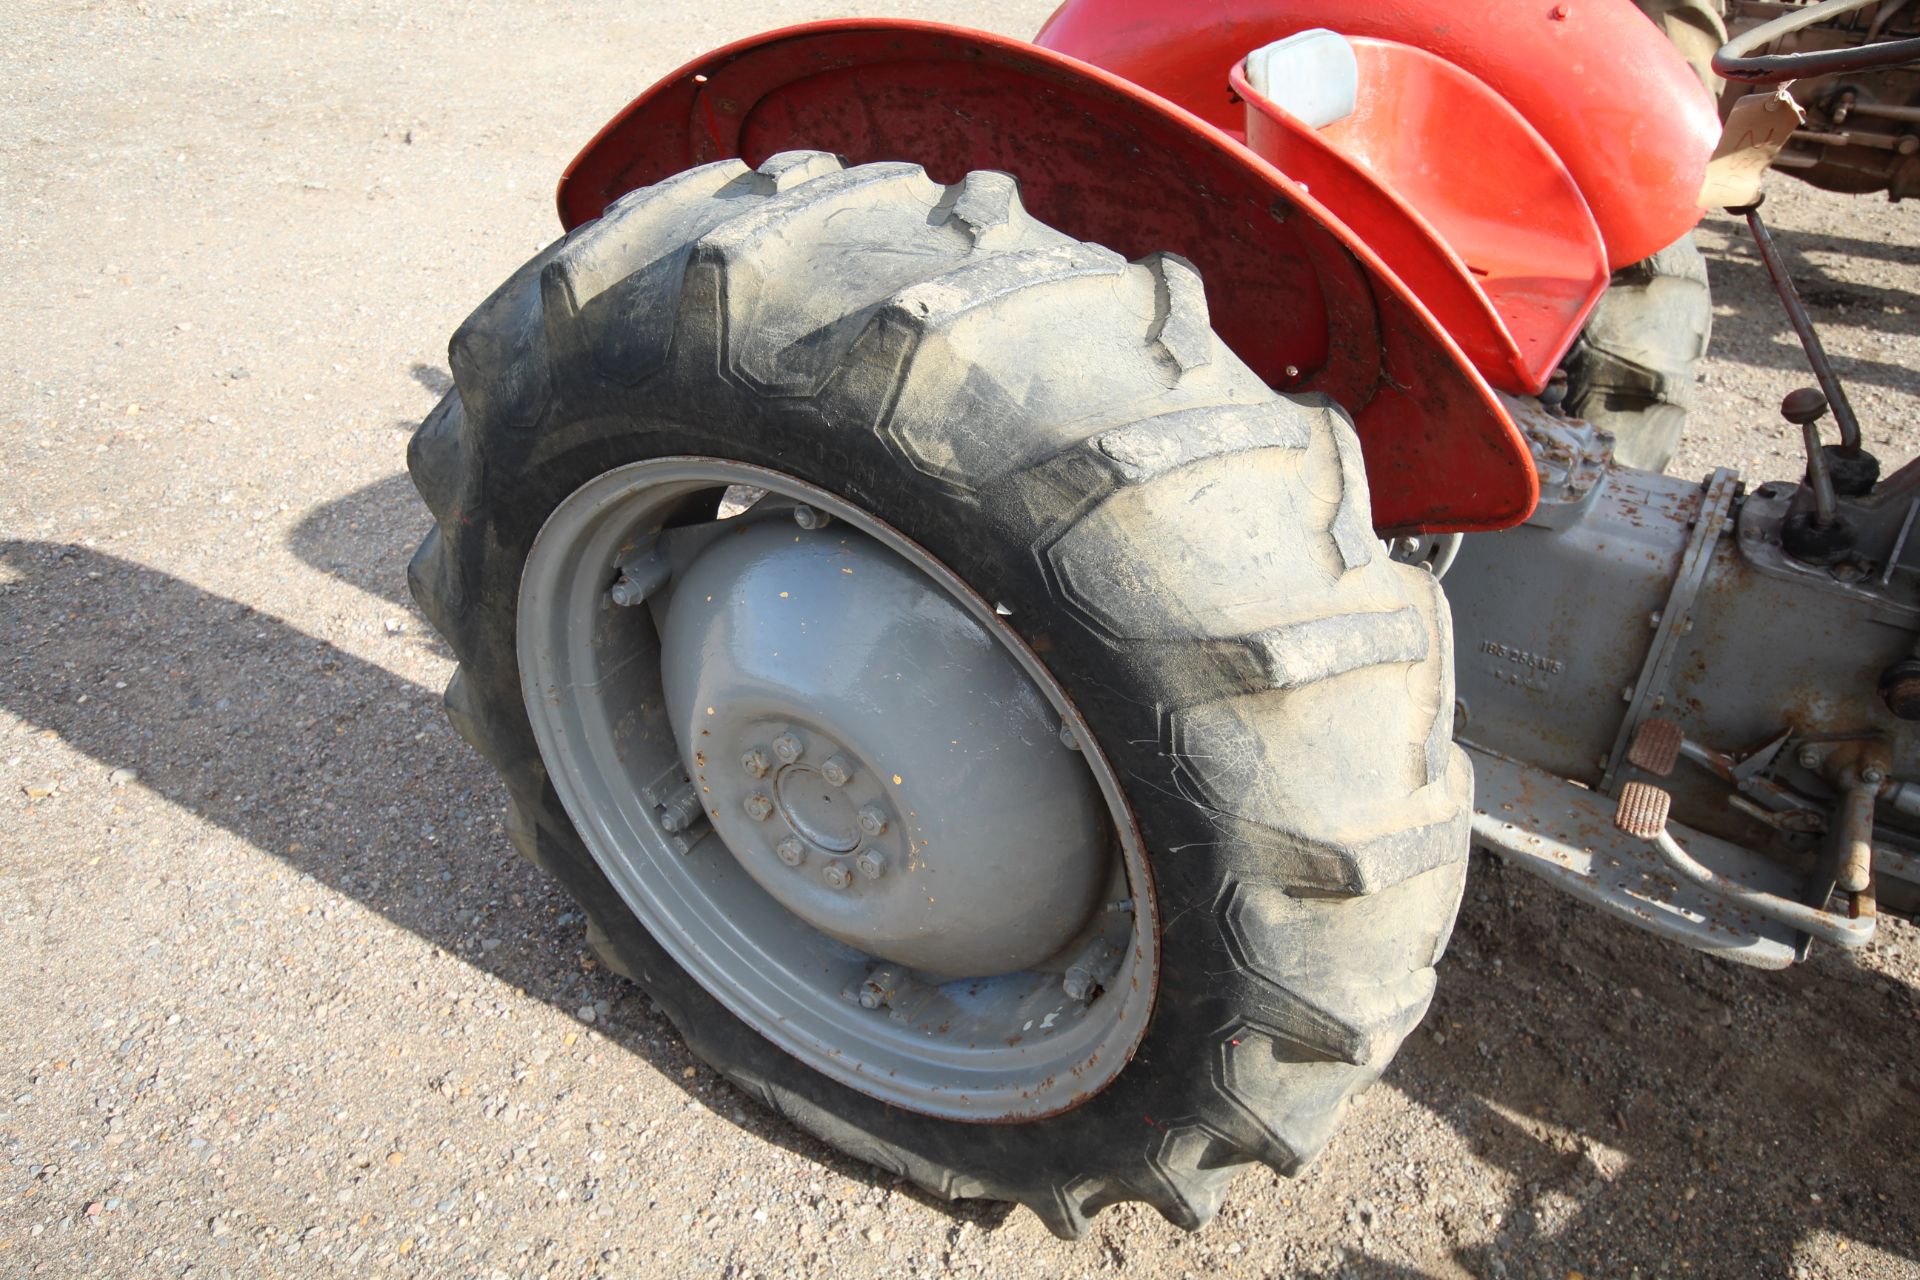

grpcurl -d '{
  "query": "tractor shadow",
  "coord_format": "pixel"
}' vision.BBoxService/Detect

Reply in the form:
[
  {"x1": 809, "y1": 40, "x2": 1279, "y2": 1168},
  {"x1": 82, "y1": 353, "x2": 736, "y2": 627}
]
[
  {"x1": 287, "y1": 469, "x2": 427, "y2": 614},
  {"x1": 7, "y1": 513, "x2": 1916, "y2": 1266},
  {"x1": 1696, "y1": 207, "x2": 1920, "y2": 399},
  {"x1": 1326, "y1": 851, "x2": 1920, "y2": 1278},
  {"x1": 0, "y1": 537, "x2": 1013, "y2": 1233}
]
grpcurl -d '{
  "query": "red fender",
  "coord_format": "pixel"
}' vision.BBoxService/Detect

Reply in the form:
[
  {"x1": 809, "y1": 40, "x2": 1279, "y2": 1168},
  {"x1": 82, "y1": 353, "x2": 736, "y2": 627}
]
[
  {"x1": 1037, "y1": 0, "x2": 1717, "y2": 271},
  {"x1": 556, "y1": 20, "x2": 1538, "y2": 533}
]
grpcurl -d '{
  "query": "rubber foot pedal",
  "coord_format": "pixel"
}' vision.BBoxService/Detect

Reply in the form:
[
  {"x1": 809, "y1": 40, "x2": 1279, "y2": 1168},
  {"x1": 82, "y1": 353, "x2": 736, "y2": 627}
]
[
  {"x1": 1628, "y1": 717, "x2": 1683, "y2": 777},
  {"x1": 1615, "y1": 781, "x2": 1672, "y2": 840}
]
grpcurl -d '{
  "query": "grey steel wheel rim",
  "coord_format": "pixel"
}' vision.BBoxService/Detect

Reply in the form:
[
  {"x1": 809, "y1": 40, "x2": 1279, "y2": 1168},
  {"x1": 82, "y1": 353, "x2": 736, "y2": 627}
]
[{"x1": 516, "y1": 458, "x2": 1158, "y2": 1120}]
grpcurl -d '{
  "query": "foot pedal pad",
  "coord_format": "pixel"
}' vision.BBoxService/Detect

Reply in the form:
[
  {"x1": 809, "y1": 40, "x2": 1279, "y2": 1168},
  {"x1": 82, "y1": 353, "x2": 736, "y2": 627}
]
[
  {"x1": 1615, "y1": 780, "x2": 1672, "y2": 840},
  {"x1": 1628, "y1": 716, "x2": 1684, "y2": 776}
]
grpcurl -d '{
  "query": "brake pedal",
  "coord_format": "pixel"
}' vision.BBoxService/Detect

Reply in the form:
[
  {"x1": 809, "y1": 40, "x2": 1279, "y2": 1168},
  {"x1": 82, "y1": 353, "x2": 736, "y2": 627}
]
[
  {"x1": 1627, "y1": 717, "x2": 1684, "y2": 777},
  {"x1": 1614, "y1": 780, "x2": 1673, "y2": 840}
]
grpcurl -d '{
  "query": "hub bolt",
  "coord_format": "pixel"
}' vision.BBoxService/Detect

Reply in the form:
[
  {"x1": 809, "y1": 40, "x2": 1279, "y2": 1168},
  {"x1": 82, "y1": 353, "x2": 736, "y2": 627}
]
[
  {"x1": 657, "y1": 784, "x2": 703, "y2": 834},
  {"x1": 823, "y1": 862, "x2": 852, "y2": 889},
  {"x1": 820, "y1": 754, "x2": 853, "y2": 787},
  {"x1": 740, "y1": 747, "x2": 771, "y2": 779},
  {"x1": 743, "y1": 793, "x2": 773, "y2": 822},
  {"x1": 776, "y1": 837, "x2": 805, "y2": 867},
  {"x1": 607, "y1": 546, "x2": 669, "y2": 607},
  {"x1": 793, "y1": 505, "x2": 832, "y2": 530},
  {"x1": 773, "y1": 731, "x2": 805, "y2": 764},
  {"x1": 856, "y1": 850, "x2": 887, "y2": 880},
  {"x1": 856, "y1": 805, "x2": 889, "y2": 837},
  {"x1": 857, "y1": 967, "x2": 900, "y2": 1010}
]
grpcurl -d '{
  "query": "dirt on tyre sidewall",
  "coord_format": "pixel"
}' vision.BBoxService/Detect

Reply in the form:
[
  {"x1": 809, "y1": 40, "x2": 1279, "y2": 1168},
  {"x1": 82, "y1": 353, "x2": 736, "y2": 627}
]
[{"x1": 408, "y1": 152, "x2": 1473, "y2": 1237}]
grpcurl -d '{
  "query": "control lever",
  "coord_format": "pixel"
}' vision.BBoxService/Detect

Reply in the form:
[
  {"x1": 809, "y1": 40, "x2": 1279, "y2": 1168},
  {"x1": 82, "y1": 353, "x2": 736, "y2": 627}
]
[{"x1": 1777, "y1": 389, "x2": 1857, "y2": 564}]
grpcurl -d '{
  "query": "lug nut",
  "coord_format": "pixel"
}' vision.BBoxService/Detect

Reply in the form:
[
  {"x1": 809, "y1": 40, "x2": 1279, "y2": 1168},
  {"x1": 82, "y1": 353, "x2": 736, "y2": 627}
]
[
  {"x1": 793, "y1": 505, "x2": 831, "y2": 530},
  {"x1": 820, "y1": 754, "x2": 853, "y2": 787},
  {"x1": 657, "y1": 784, "x2": 703, "y2": 834},
  {"x1": 823, "y1": 862, "x2": 852, "y2": 889},
  {"x1": 857, "y1": 966, "x2": 901, "y2": 1010},
  {"x1": 776, "y1": 837, "x2": 805, "y2": 867},
  {"x1": 856, "y1": 805, "x2": 889, "y2": 837},
  {"x1": 856, "y1": 850, "x2": 886, "y2": 879},
  {"x1": 740, "y1": 747, "x2": 771, "y2": 779},
  {"x1": 607, "y1": 548, "x2": 669, "y2": 607},
  {"x1": 773, "y1": 731, "x2": 804, "y2": 764},
  {"x1": 743, "y1": 793, "x2": 773, "y2": 821}
]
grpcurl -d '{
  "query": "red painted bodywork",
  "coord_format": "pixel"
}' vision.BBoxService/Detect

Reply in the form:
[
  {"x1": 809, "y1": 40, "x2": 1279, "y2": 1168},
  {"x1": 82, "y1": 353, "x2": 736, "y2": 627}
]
[
  {"x1": 1233, "y1": 41, "x2": 1607, "y2": 393},
  {"x1": 558, "y1": 21, "x2": 1537, "y2": 533},
  {"x1": 1037, "y1": 0, "x2": 1719, "y2": 272}
]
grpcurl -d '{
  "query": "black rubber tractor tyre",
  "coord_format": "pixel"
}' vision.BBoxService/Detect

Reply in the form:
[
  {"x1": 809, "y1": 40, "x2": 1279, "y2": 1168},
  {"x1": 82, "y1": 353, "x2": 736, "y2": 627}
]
[
  {"x1": 408, "y1": 153, "x2": 1471, "y2": 1237},
  {"x1": 1562, "y1": 232, "x2": 1714, "y2": 473},
  {"x1": 1631, "y1": 0, "x2": 1728, "y2": 96}
]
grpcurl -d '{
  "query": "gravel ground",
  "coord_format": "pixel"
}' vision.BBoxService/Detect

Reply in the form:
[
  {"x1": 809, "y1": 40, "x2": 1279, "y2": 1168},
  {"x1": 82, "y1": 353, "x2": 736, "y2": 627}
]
[{"x1": 3, "y1": 2, "x2": 1919, "y2": 1276}]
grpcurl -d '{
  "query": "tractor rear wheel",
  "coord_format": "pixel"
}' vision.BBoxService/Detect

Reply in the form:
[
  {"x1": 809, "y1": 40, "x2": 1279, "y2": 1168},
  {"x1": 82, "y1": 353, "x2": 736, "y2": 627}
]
[
  {"x1": 408, "y1": 153, "x2": 1471, "y2": 1236},
  {"x1": 1563, "y1": 232, "x2": 1714, "y2": 473},
  {"x1": 1631, "y1": 0, "x2": 1728, "y2": 95}
]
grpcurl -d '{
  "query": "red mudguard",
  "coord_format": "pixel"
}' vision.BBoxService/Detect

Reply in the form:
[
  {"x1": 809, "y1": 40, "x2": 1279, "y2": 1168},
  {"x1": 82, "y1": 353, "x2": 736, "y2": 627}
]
[{"x1": 556, "y1": 20, "x2": 1541, "y2": 533}]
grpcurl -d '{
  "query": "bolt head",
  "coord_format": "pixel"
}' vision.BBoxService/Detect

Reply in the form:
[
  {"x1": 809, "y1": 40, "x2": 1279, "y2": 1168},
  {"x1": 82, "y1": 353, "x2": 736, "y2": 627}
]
[
  {"x1": 776, "y1": 837, "x2": 805, "y2": 867},
  {"x1": 820, "y1": 754, "x2": 853, "y2": 787},
  {"x1": 1059, "y1": 722, "x2": 1080, "y2": 752},
  {"x1": 1863, "y1": 766, "x2": 1887, "y2": 786},
  {"x1": 743, "y1": 793, "x2": 773, "y2": 822},
  {"x1": 857, "y1": 987, "x2": 881, "y2": 1009},
  {"x1": 740, "y1": 747, "x2": 771, "y2": 779},
  {"x1": 856, "y1": 804, "x2": 889, "y2": 837},
  {"x1": 793, "y1": 505, "x2": 829, "y2": 530},
  {"x1": 608, "y1": 577, "x2": 644, "y2": 607},
  {"x1": 823, "y1": 862, "x2": 851, "y2": 889},
  {"x1": 856, "y1": 850, "x2": 886, "y2": 880},
  {"x1": 1799, "y1": 747, "x2": 1821, "y2": 769},
  {"x1": 772, "y1": 732, "x2": 804, "y2": 764}
]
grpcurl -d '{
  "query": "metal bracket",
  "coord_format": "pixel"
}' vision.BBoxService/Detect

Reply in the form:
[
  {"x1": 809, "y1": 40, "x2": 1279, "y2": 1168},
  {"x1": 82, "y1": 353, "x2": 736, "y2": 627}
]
[
  {"x1": 639, "y1": 758, "x2": 705, "y2": 854},
  {"x1": 1600, "y1": 468, "x2": 1741, "y2": 795}
]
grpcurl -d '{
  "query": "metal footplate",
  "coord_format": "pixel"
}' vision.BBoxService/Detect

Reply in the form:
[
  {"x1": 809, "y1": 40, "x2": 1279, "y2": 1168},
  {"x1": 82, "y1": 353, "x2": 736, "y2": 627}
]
[{"x1": 1466, "y1": 745, "x2": 1804, "y2": 969}]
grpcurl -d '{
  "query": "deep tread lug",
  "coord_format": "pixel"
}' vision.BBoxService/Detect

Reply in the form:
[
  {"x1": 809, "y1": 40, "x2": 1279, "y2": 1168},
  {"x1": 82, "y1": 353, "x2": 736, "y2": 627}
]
[{"x1": 1143, "y1": 252, "x2": 1214, "y2": 377}]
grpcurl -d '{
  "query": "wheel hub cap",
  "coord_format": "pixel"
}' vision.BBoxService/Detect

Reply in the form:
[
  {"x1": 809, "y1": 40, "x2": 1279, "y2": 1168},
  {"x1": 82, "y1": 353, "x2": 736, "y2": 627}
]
[
  {"x1": 657, "y1": 519, "x2": 1107, "y2": 978},
  {"x1": 516, "y1": 458, "x2": 1158, "y2": 1120}
]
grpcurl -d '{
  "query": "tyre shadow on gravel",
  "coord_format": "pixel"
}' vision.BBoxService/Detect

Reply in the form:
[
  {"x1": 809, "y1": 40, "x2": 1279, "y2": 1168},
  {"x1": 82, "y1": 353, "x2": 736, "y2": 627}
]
[
  {"x1": 1699, "y1": 219, "x2": 1920, "y2": 397},
  {"x1": 6, "y1": 536, "x2": 1911, "y2": 1261},
  {"x1": 1366, "y1": 852, "x2": 1920, "y2": 1279},
  {"x1": 286, "y1": 471, "x2": 429, "y2": 613},
  {"x1": 0, "y1": 537, "x2": 1012, "y2": 1233}
]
